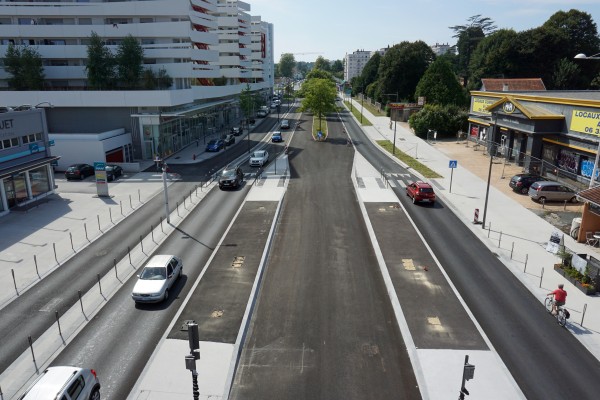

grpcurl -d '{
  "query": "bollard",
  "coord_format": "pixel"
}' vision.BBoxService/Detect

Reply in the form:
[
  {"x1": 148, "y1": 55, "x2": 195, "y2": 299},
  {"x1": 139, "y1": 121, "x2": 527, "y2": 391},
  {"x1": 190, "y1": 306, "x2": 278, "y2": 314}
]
[
  {"x1": 510, "y1": 242, "x2": 514, "y2": 259},
  {"x1": 53, "y1": 242, "x2": 59, "y2": 265},
  {"x1": 151, "y1": 225, "x2": 155, "y2": 243},
  {"x1": 28, "y1": 335, "x2": 36, "y2": 363},
  {"x1": 114, "y1": 258, "x2": 118, "y2": 278},
  {"x1": 473, "y1": 208, "x2": 479, "y2": 224},
  {"x1": 109, "y1": 208, "x2": 113, "y2": 224},
  {"x1": 195, "y1": 185, "x2": 198, "y2": 197},
  {"x1": 581, "y1": 303, "x2": 587, "y2": 326},
  {"x1": 70, "y1": 232, "x2": 74, "y2": 252},
  {"x1": 160, "y1": 217, "x2": 164, "y2": 233},
  {"x1": 55, "y1": 311, "x2": 62, "y2": 337},
  {"x1": 539, "y1": 267, "x2": 544, "y2": 288},
  {"x1": 498, "y1": 231, "x2": 502, "y2": 248},
  {"x1": 120, "y1": 201, "x2": 124, "y2": 216},
  {"x1": 130, "y1": 194, "x2": 133, "y2": 210},
  {"x1": 488, "y1": 223, "x2": 491, "y2": 238},
  {"x1": 184, "y1": 196, "x2": 187, "y2": 210},
  {"x1": 78, "y1": 290, "x2": 84, "y2": 314},
  {"x1": 127, "y1": 247, "x2": 132, "y2": 266},
  {"x1": 541, "y1": 198, "x2": 545, "y2": 209},
  {"x1": 176, "y1": 201, "x2": 180, "y2": 217},
  {"x1": 524, "y1": 254, "x2": 529, "y2": 273},
  {"x1": 140, "y1": 235, "x2": 145, "y2": 254},
  {"x1": 11, "y1": 269, "x2": 19, "y2": 296},
  {"x1": 84, "y1": 223, "x2": 89, "y2": 242},
  {"x1": 97, "y1": 215, "x2": 101, "y2": 232},
  {"x1": 97, "y1": 273, "x2": 102, "y2": 295},
  {"x1": 138, "y1": 189, "x2": 141, "y2": 203},
  {"x1": 34, "y1": 255, "x2": 40, "y2": 279},
  {"x1": 563, "y1": 200, "x2": 567, "y2": 211}
]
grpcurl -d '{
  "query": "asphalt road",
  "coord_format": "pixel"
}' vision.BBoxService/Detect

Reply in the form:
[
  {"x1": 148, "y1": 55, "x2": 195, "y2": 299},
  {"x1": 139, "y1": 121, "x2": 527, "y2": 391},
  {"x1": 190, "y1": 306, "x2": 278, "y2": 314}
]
[
  {"x1": 338, "y1": 108, "x2": 600, "y2": 399},
  {"x1": 229, "y1": 114, "x2": 422, "y2": 399}
]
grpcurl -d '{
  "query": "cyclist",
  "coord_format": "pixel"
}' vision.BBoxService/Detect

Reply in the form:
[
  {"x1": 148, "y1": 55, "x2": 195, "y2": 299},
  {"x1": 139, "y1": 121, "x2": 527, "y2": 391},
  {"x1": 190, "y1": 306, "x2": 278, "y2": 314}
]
[{"x1": 548, "y1": 283, "x2": 567, "y2": 315}]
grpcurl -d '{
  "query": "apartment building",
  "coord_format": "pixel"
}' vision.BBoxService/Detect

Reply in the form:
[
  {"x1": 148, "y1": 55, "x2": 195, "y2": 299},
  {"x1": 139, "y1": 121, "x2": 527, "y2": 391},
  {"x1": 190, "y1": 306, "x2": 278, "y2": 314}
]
[
  {"x1": 0, "y1": 0, "x2": 273, "y2": 170},
  {"x1": 344, "y1": 49, "x2": 372, "y2": 82}
]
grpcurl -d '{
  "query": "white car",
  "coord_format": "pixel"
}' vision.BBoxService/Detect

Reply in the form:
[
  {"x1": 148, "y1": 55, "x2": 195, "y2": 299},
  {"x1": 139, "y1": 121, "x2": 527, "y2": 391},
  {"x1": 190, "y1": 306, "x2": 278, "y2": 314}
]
[
  {"x1": 132, "y1": 255, "x2": 183, "y2": 303},
  {"x1": 249, "y1": 150, "x2": 269, "y2": 167},
  {"x1": 18, "y1": 366, "x2": 101, "y2": 400}
]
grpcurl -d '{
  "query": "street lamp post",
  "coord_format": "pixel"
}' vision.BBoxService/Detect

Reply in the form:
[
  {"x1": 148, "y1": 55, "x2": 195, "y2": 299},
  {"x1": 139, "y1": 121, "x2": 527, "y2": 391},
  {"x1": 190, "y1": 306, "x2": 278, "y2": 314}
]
[
  {"x1": 482, "y1": 112, "x2": 498, "y2": 229},
  {"x1": 162, "y1": 162, "x2": 170, "y2": 224},
  {"x1": 360, "y1": 93, "x2": 364, "y2": 124}
]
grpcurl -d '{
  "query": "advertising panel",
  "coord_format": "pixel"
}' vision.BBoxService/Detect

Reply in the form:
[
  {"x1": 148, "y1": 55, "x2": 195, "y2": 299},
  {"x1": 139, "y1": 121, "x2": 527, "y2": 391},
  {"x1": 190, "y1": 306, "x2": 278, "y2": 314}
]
[
  {"x1": 570, "y1": 109, "x2": 600, "y2": 135},
  {"x1": 471, "y1": 97, "x2": 495, "y2": 115}
]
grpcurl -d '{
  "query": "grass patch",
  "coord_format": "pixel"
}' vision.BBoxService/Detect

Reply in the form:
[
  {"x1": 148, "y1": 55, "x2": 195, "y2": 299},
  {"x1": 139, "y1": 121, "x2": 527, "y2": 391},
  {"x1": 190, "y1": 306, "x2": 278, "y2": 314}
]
[
  {"x1": 359, "y1": 99, "x2": 387, "y2": 117},
  {"x1": 344, "y1": 100, "x2": 372, "y2": 126},
  {"x1": 312, "y1": 114, "x2": 328, "y2": 140},
  {"x1": 376, "y1": 140, "x2": 443, "y2": 179}
]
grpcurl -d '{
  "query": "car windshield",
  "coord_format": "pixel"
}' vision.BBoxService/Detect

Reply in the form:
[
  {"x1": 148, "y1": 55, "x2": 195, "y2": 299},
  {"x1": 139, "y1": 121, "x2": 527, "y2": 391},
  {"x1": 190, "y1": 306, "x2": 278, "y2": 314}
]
[
  {"x1": 105, "y1": 166, "x2": 114, "y2": 171},
  {"x1": 67, "y1": 167, "x2": 77, "y2": 171},
  {"x1": 252, "y1": 151, "x2": 265, "y2": 157},
  {"x1": 208, "y1": 140, "x2": 217, "y2": 145},
  {"x1": 221, "y1": 169, "x2": 236, "y2": 177},
  {"x1": 139, "y1": 267, "x2": 166, "y2": 280}
]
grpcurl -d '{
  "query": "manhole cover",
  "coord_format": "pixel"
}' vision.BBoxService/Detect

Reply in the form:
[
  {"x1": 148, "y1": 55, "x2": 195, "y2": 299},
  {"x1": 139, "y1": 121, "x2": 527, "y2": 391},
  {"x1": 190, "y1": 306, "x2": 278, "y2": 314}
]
[
  {"x1": 232, "y1": 256, "x2": 245, "y2": 268},
  {"x1": 211, "y1": 310, "x2": 224, "y2": 318}
]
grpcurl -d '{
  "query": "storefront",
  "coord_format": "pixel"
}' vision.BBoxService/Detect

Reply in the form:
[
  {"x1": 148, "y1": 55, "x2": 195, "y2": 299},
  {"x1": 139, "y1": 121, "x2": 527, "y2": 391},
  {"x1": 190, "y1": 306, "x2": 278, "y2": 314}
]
[{"x1": 0, "y1": 108, "x2": 59, "y2": 216}]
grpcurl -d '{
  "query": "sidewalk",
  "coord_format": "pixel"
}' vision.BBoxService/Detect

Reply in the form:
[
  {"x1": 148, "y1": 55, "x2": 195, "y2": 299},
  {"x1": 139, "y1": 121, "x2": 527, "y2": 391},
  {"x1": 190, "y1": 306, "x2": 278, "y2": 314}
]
[{"x1": 346, "y1": 97, "x2": 600, "y2": 360}]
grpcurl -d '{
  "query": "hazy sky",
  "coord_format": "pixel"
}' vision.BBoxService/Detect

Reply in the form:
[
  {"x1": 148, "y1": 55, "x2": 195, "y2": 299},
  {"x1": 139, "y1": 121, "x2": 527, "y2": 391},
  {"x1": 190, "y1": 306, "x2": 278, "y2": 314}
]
[{"x1": 248, "y1": 0, "x2": 600, "y2": 63}]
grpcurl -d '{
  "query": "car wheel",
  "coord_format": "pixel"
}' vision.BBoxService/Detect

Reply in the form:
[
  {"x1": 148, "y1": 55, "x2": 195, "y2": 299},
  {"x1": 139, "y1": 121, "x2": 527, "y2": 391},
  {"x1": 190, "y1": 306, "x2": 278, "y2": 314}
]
[
  {"x1": 89, "y1": 388, "x2": 100, "y2": 400},
  {"x1": 412, "y1": 196, "x2": 417, "y2": 204},
  {"x1": 163, "y1": 289, "x2": 169, "y2": 302},
  {"x1": 520, "y1": 187, "x2": 528, "y2": 194},
  {"x1": 538, "y1": 196, "x2": 546, "y2": 203},
  {"x1": 80, "y1": 174, "x2": 84, "y2": 180},
  {"x1": 570, "y1": 196, "x2": 578, "y2": 203}
]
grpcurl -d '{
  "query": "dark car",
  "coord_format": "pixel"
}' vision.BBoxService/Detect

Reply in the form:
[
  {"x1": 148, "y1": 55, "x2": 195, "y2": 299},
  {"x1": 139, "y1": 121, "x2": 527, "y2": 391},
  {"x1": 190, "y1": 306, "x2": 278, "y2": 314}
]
[
  {"x1": 219, "y1": 165, "x2": 244, "y2": 190},
  {"x1": 406, "y1": 181, "x2": 436, "y2": 205},
  {"x1": 271, "y1": 131, "x2": 283, "y2": 142},
  {"x1": 105, "y1": 164, "x2": 123, "y2": 181},
  {"x1": 509, "y1": 173, "x2": 546, "y2": 194},
  {"x1": 206, "y1": 139, "x2": 225, "y2": 152},
  {"x1": 231, "y1": 127, "x2": 242, "y2": 136},
  {"x1": 65, "y1": 163, "x2": 94, "y2": 180},
  {"x1": 224, "y1": 134, "x2": 235, "y2": 146}
]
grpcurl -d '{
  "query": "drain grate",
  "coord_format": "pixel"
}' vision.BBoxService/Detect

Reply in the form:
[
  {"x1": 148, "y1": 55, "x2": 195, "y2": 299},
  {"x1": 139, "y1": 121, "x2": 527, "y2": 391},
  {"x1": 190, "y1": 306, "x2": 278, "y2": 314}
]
[{"x1": 232, "y1": 256, "x2": 245, "y2": 268}]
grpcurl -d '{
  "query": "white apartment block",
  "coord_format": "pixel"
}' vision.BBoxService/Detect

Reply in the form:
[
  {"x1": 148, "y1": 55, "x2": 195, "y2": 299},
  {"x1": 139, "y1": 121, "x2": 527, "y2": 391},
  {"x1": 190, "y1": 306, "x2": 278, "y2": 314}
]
[
  {"x1": 431, "y1": 42, "x2": 454, "y2": 56},
  {"x1": 0, "y1": 0, "x2": 274, "y2": 167},
  {"x1": 344, "y1": 49, "x2": 371, "y2": 82}
]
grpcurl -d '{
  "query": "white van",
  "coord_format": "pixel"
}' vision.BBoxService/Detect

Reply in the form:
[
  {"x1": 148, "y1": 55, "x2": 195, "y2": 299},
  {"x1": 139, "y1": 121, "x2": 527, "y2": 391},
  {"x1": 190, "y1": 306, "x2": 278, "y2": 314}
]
[{"x1": 18, "y1": 366, "x2": 101, "y2": 400}]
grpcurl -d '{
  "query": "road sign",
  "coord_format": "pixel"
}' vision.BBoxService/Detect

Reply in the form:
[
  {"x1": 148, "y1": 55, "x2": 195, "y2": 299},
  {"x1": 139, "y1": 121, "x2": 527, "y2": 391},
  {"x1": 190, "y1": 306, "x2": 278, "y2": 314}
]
[
  {"x1": 449, "y1": 160, "x2": 458, "y2": 168},
  {"x1": 29, "y1": 143, "x2": 39, "y2": 153},
  {"x1": 48, "y1": 139, "x2": 55, "y2": 146}
]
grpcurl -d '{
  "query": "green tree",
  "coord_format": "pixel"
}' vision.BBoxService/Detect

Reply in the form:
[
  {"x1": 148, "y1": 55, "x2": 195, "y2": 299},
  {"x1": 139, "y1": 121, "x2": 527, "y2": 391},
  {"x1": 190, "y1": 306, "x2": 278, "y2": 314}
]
[
  {"x1": 314, "y1": 56, "x2": 331, "y2": 71},
  {"x1": 377, "y1": 41, "x2": 435, "y2": 103},
  {"x1": 3, "y1": 44, "x2": 45, "y2": 90},
  {"x1": 305, "y1": 68, "x2": 335, "y2": 82},
  {"x1": 552, "y1": 58, "x2": 582, "y2": 89},
  {"x1": 415, "y1": 58, "x2": 466, "y2": 106},
  {"x1": 450, "y1": 15, "x2": 497, "y2": 86},
  {"x1": 116, "y1": 35, "x2": 144, "y2": 89},
  {"x1": 468, "y1": 29, "x2": 519, "y2": 89},
  {"x1": 356, "y1": 52, "x2": 381, "y2": 95},
  {"x1": 86, "y1": 32, "x2": 115, "y2": 89},
  {"x1": 278, "y1": 53, "x2": 296, "y2": 79},
  {"x1": 409, "y1": 104, "x2": 468, "y2": 139},
  {"x1": 299, "y1": 78, "x2": 337, "y2": 131},
  {"x1": 331, "y1": 59, "x2": 344, "y2": 73},
  {"x1": 142, "y1": 68, "x2": 173, "y2": 89},
  {"x1": 239, "y1": 83, "x2": 260, "y2": 121}
]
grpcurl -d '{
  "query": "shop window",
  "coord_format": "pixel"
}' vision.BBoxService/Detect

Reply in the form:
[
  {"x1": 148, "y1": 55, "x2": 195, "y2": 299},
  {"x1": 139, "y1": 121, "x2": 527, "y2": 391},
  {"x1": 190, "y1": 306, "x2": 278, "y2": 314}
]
[{"x1": 29, "y1": 166, "x2": 50, "y2": 197}]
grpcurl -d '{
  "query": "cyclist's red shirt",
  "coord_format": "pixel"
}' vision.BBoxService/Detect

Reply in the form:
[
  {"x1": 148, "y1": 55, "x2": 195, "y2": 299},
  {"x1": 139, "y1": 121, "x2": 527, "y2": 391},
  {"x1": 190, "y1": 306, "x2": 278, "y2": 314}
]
[{"x1": 552, "y1": 288, "x2": 567, "y2": 303}]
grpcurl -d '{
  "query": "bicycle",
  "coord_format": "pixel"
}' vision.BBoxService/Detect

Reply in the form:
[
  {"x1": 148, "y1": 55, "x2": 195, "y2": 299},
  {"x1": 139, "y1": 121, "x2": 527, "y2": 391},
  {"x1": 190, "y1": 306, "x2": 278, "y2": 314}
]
[{"x1": 545, "y1": 296, "x2": 568, "y2": 327}]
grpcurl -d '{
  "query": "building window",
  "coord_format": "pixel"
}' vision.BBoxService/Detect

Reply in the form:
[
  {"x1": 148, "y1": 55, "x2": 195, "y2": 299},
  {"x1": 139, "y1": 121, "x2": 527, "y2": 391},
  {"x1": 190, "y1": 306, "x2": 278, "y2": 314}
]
[{"x1": 29, "y1": 166, "x2": 50, "y2": 197}]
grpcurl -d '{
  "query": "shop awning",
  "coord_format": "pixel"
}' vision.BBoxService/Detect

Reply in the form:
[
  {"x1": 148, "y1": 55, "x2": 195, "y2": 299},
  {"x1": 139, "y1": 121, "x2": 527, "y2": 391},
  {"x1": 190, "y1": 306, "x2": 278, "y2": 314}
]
[
  {"x1": 0, "y1": 156, "x2": 60, "y2": 180},
  {"x1": 577, "y1": 186, "x2": 600, "y2": 207},
  {"x1": 468, "y1": 117, "x2": 490, "y2": 126}
]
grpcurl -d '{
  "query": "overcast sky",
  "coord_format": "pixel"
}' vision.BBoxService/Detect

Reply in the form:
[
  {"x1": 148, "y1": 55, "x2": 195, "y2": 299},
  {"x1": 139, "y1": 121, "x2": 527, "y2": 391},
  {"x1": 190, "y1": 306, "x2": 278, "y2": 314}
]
[{"x1": 248, "y1": 0, "x2": 600, "y2": 63}]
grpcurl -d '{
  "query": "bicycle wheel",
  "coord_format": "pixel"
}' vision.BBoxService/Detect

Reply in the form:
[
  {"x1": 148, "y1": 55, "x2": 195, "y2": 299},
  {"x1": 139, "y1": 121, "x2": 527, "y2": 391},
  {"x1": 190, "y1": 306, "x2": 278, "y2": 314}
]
[
  {"x1": 544, "y1": 297, "x2": 553, "y2": 313},
  {"x1": 557, "y1": 309, "x2": 567, "y2": 327}
]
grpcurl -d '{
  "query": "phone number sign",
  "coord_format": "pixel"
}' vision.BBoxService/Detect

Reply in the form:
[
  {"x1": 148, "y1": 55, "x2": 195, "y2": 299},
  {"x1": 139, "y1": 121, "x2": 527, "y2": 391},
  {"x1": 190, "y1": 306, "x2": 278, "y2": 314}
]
[{"x1": 570, "y1": 110, "x2": 600, "y2": 135}]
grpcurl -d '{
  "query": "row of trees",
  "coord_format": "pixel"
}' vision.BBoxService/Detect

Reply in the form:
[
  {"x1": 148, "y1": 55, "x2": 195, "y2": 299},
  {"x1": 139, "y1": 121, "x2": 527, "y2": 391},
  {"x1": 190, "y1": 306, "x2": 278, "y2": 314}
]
[
  {"x1": 276, "y1": 53, "x2": 344, "y2": 81},
  {"x1": 3, "y1": 32, "x2": 172, "y2": 90}
]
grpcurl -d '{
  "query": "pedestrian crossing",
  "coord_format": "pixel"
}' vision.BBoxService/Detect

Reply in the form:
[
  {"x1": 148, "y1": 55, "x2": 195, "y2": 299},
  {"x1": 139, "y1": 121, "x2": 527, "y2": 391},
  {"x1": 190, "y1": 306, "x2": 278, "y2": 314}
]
[{"x1": 358, "y1": 172, "x2": 416, "y2": 190}]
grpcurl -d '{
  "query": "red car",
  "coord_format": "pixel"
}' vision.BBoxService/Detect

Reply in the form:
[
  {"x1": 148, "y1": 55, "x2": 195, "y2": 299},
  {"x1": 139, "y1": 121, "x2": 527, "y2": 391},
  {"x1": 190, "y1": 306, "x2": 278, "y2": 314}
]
[{"x1": 406, "y1": 181, "x2": 436, "y2": 205}]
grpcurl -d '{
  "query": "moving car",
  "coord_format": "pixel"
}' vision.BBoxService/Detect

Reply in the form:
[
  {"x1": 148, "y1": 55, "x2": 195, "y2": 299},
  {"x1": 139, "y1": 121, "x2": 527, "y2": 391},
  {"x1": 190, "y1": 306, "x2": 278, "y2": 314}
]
[
  {"x1": 271, "y1": 131, "x2": 283, "y2": 142},
  {"x1": 509, "y1": 173, "x2": 546, "y2": 194},
  {"x1": 280, "y1": 119, "x2": 290, "y2": 129},
  {"x1": 65, "y1": 163, "x2": 95, "y2": 180},
  {"x1": 105, "y1": 164, "x2": 123, "y2": 181},
  {"x1": 406, "y1": 181, "x2": 436, "y2": 205},
  {"x1": 249, "y1": 150, "x2": 269, "y2": 167},
  {"x1": 231, "y1": 126, "x2": 242, "y2": 136},
  {"x1": 219, "y1": 165, "x2": 244, "y2": 190},
  {"x1": 224, "y1": 134, "x2": 235, "y2": 146},
  {"x1": 257, "y1": 110, "x2": 268, "y2": 118},
  {"x1": 528, "y1": 181, "x2": 578, "y2": 203},
  {"x1": 132, "y1": 255, "x2": 183, "y2": 303},
  {"x1": 17, "y1": 366, "x2": 101, "y2": 400},
  {"x1": 205, "y1": 139, "x2": 225, "y2": 152}
]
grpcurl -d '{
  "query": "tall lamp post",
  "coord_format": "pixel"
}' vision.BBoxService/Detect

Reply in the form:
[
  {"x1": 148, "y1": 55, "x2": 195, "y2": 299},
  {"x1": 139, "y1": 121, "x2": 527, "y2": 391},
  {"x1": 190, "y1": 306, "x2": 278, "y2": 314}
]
[
  {"x1": 481, "y1": 111, "x2": 498, "y2": 229},
  {"x1": 574, "y1": 53, "x2": 600, "y2": 188}
]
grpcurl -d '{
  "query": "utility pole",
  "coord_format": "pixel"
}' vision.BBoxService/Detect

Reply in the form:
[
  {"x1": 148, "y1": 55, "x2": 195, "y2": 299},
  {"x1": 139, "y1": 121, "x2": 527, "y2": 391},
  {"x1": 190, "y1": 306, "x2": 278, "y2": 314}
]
[{"x1": 184, "y1": 321, "x2": 200, "y2": 400}]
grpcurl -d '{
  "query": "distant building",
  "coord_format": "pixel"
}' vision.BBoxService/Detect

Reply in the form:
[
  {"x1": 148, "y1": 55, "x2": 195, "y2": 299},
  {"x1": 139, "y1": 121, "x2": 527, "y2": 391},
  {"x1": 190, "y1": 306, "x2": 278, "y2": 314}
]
[
  {"x1": 431, "y1": 43, "x2": 454, "y2": 56},
  {"x1": 344, "y1": 49, "x2": 372, "y2": 82}
]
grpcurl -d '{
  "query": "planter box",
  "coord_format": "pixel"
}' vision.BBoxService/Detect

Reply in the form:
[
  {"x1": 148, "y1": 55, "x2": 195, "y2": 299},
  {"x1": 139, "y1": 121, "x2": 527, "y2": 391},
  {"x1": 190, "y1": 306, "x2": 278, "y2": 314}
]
[{"x1": 553, "y1": 265, "x2": 597, "y2": 295}]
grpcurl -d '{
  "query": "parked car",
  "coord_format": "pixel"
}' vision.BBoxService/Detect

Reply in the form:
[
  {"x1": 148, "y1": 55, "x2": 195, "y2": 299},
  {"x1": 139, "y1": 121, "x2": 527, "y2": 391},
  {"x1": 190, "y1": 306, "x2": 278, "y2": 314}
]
[
  {"x1": 528, "y1": 181, "x2": 578, "y2": 203},
  {"x1": 271, "y1": 131, "x2": 283, "y2": 143},
  {"x1": 280, "y1": 119, "x2": 290, "y2": 129},
  {"x1": 509, "y1": 173, "x2": 546, "y2": 194},
  {"x1": 231, "y1": 126, "x2": 242, "y2": 136},
  {"x1": 65, "y1": 163, "x2": 95, "y2": 180},
  {"x1": 257, "y1": 110, "x2": 268, "y2": 118},
  {"x1": 205, "y1": 139, "x2": 225, "y2": 152},
  {"x1": 105, "y1": 164, "x2": 123, "y2": 181},
  {"x1": 249, "y1": 150, "x2": 269, "y2": 167},
  {"x1": 131, "y1": 255, "x2": 183, "y2": 303},
  {"x1": 224, "y1": 134, "x2": 235, "y2": 146},
  {"x1": 17, "y1": 366, "x2": 101, "y2": 400},
  {"x1": 406, "y1": 181, "x2": 436, "y2": 205},
  {"x1": 270, "y1": 103, "x2": 278, "y2": 109},
  {"x1": 219, "y1": 165, "x2": 244, "y2": 190}
]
